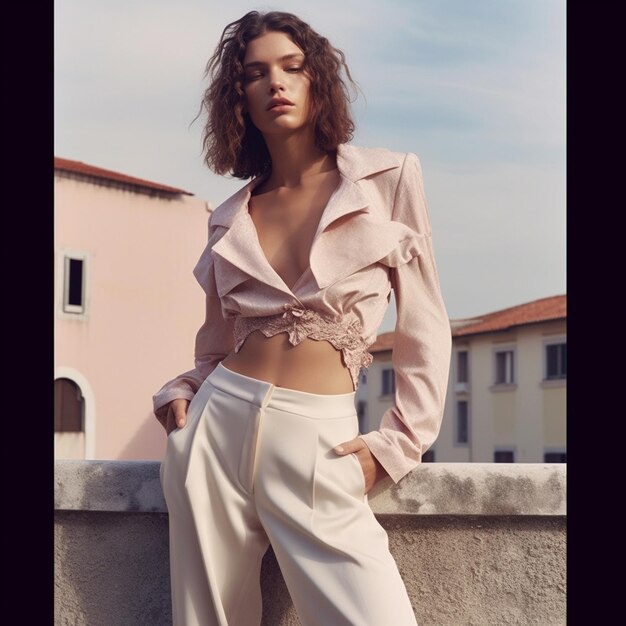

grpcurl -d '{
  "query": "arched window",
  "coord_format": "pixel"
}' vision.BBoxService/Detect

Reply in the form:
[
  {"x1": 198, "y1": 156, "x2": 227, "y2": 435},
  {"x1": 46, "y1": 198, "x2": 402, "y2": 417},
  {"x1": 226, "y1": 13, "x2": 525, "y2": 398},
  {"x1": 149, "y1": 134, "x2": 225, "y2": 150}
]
[{"x1": 54, "y1": 378, "x2": 84, "y2": 433}]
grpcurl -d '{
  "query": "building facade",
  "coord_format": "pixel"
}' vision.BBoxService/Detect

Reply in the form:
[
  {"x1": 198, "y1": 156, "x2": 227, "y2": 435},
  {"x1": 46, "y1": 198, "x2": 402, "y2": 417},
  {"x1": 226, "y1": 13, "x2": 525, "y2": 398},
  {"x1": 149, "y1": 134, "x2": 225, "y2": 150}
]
[
  {"x1": 54, "y1": 157, "x2": 211, "y2": 461},
  {"x1": 362, "y1": 295, "x2": 566, "y2": 463}
]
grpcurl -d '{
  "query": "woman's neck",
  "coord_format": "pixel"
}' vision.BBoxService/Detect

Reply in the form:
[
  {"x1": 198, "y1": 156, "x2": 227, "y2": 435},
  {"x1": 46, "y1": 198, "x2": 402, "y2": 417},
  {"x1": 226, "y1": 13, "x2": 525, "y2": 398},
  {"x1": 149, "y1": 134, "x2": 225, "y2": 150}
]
[{"x1": 262, "y1": 130, "x2": 337, "y2": 190}]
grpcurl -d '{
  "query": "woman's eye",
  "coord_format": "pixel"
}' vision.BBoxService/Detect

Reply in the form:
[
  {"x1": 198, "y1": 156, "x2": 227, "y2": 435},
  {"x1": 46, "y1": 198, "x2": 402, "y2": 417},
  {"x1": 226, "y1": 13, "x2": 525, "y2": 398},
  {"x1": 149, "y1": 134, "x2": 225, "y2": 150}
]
[
  {"x1": 246, "y1": 72, "x2": 264, "y2": 81},
  {"x1": 286, "y1": 66, "x2": 302, "y2": 73}
]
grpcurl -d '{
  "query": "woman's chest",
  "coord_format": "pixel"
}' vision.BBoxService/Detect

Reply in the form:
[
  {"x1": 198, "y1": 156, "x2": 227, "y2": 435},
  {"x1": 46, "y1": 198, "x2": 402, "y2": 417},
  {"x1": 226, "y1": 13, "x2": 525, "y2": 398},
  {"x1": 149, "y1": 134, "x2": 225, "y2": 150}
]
[
  {"x1": 248, "y1": 172, "x2": 341, "y2": 290},
  {"x1": 249, "y1": 201, "x2": 326, "y2": 284}
]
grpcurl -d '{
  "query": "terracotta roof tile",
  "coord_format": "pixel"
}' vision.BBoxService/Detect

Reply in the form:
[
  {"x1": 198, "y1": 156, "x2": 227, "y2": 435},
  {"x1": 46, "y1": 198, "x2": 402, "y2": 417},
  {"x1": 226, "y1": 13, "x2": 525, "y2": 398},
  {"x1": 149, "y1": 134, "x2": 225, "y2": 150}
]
[
  {"x1": 370, "y1": 331, "x2": 395, "y2": 353},
  {"x1": 54, "y1": 157, "x2": 193, "y2": 195},
  {"x1": 370, "y1": 295, "x2": 566, "y2": 352},
  {"x1": 452, "y1": 294, "x2": 566, "y2": 337}
]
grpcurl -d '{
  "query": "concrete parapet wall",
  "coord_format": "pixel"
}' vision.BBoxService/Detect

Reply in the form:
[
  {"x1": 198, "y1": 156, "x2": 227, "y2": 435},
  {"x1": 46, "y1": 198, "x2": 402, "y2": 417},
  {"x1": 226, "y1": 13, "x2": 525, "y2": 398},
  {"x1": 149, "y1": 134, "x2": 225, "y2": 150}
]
[{"x1": 55, "y1": 461, "x2": 566, "y2": 625}]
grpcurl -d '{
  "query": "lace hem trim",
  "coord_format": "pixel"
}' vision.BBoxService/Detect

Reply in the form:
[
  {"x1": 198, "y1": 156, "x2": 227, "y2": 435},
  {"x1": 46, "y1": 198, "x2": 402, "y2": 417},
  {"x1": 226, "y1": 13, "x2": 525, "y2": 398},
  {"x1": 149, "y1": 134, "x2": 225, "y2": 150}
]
[{"x1": 232, "y1": 305, "x2": 373, "y2": 389}]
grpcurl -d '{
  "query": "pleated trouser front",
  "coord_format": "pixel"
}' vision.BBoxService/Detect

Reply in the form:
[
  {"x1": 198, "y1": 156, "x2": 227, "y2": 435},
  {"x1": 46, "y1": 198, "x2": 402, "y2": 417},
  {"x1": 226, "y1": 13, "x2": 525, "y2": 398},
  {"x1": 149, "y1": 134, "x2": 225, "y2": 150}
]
[{"x1": 160, "y1": 362, "x2": 418, "y2": 626}]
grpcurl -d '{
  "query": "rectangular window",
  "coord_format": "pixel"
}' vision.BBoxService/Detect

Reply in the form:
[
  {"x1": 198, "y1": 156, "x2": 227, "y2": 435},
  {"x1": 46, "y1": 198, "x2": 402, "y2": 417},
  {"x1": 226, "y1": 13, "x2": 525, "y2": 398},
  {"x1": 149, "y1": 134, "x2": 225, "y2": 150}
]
[
  {"x1": 494, "y1": 450, "x2": 515, "y2": 462},
  {"x1": 382, "y1": 369, "x2": 395, "y2": 396},
  {"x1": 357, "y1": 401, "x2": 366, "y2": 420},
  {"x1": 544, "y1": 452, "x2": 566, "y2": 462},
  {"x1": 457, "y1": 351, "x2": 468, "y2": 383},
  {"x1": 495, "y1": 350, "x2": 515, "y2": 384},
  {"x1": 422, "y1": 449, "x2": 435, "y2": 463},
  {"x1": 63, "y1": 255, "x2": 86, "y2": 314},
  {"x1": 456, "y1": 401, "x2": 469, "y2": 444},
  {"x1": 546, "y1": 343, "x2": 567, "y2": 380},
  {"x1": 356, "y1": 400, "x2": 366, "y2": 435},
  {"x1": 356, "y1": 401, "x2": 366, "y2": 434}
]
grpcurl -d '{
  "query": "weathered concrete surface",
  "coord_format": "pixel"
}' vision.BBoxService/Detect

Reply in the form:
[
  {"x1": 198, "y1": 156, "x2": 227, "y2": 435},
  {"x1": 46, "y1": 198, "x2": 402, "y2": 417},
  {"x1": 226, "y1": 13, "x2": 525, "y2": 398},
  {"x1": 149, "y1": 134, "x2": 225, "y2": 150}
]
[
  {"x1": 55, "y1": 460, "x2": 566, "y2": 516},
  {"x1": 368, "y1": 463, "x2": 566, "y2": 516},
  {"x1": 55, "y1": 511, "x2": 172, "y2": 626},
  {"x1": 55, "y1": 461, "x2": 566, "y2": 626},
  {"x1": 259, "y1": 516, "x2": 566, "y2": 626},
  {"x1": 55, "y1": 460, "x2": 166, "y2": 513}
]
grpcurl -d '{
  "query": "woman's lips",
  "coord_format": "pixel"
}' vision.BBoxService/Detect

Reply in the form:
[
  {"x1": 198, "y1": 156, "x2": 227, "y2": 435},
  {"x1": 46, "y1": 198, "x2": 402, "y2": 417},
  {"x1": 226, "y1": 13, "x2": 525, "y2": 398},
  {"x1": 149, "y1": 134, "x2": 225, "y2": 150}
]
[
  {"x1": 267, "y1": 99, "x2": 294, "y2": 111},
  {"x1": 268, "y1": 104, "x2": 294, "y2": 113}
]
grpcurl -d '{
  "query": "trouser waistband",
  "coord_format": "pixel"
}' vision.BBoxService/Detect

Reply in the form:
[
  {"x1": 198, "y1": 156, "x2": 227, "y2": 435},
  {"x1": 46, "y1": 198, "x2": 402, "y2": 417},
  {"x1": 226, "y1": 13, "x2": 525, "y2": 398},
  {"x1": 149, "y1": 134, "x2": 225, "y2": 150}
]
[{"x1": 207, "y1": 362, "x2": 357, "y2": 418}]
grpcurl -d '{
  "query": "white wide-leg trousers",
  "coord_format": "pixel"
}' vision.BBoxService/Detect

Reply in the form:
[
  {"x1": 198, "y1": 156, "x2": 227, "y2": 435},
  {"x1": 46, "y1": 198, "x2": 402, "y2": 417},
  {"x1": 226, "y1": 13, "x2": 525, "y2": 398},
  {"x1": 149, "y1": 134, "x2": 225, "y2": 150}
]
[{"x1": 160, "y1": 362, "x2": 418, "y2": 626}]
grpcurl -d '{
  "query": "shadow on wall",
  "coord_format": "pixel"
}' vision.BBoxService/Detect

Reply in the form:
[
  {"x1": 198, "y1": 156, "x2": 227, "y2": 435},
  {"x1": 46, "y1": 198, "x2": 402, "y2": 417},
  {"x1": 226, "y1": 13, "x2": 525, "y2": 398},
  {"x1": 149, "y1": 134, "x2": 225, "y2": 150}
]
[
  {"x1": 261, "y1": 548, "x2": 299, "y2": 625},
  {"x1": 119, "y1": 413, "x2": 167, "y2": 461}
]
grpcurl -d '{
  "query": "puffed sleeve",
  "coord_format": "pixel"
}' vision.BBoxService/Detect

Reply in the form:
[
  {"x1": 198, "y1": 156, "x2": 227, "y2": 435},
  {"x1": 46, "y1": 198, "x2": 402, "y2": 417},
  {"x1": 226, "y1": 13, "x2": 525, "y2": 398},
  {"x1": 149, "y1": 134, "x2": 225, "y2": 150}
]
[
  {"x1": 359, "y1": 152, "x2": 452, "y2": 483},
  {"x1": 152, "y1": 214, "x2": 235, "y2": 420}
]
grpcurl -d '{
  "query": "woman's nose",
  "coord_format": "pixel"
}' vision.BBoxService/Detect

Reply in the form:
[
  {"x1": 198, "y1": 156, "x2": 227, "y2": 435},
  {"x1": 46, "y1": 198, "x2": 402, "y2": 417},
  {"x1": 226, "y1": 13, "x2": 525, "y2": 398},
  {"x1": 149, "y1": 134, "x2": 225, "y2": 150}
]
[{"x1": 268, "y1": 72, "x2": 285, "y2": 93}]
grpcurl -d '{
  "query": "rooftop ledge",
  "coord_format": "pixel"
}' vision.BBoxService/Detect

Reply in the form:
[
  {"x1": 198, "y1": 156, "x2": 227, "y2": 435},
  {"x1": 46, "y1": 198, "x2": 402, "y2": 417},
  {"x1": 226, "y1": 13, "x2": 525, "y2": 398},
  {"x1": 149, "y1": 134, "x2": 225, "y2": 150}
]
[
  {"x1": 55, "y1": 461, "x2": 566, "y2": 625},
  {"x1": 55, "y1": 460, "x2": 566, "y2": 516}
]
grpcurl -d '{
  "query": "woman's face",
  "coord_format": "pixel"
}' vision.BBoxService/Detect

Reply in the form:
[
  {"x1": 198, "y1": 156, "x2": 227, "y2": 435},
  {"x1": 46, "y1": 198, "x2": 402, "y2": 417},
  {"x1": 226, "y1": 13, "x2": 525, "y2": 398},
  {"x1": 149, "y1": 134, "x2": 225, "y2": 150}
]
[{"x1": 242, "y1": 31, "x2": 312, "y2": 138}]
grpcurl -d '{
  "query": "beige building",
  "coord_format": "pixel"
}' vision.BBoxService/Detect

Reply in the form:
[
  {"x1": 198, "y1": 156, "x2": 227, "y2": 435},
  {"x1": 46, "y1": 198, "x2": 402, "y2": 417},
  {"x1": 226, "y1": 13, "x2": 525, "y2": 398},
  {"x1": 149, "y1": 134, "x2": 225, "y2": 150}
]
[
  {"x1": 54, "y1": 157, "x2": 211, "y2": 461},
  {"x1": 361, "y1": 295, "x2": 566, "y2": 462}
]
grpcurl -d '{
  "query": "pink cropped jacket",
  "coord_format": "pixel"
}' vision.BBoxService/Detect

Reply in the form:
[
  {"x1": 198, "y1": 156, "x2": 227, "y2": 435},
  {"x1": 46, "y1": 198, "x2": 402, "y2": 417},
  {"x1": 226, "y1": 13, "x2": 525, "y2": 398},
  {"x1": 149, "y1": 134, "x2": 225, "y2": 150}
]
[{"x1": 153, "y1": 143, "x2": 452, "y2": 484}]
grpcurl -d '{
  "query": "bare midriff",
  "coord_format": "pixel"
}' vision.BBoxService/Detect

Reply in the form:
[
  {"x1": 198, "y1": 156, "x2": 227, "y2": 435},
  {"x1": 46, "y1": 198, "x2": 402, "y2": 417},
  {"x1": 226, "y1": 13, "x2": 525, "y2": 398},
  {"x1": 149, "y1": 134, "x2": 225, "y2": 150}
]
[{"x1": 221, "y1": 330, "x2": 355, "y2": 394}]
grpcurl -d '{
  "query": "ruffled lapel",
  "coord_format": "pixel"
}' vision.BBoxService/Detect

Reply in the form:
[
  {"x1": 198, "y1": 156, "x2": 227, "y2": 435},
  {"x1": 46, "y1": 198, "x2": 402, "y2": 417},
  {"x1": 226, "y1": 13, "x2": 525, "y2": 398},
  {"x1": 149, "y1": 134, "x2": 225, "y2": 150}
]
[
  {"x1": 309, "y1": 144, "x2": 404, "y2": 288},
  {"x1": 206, "y1": 144, "x2": 405, "y2": 295},
  {"x1": 209, "y1": 176, "x2": 263, "y2": 229},
  {"x1": 335, "y1": 143, "x2": 402, "y2": 181},
  {"x1": 211, "y1": 210, "x2": 297, "y2": 298},
  {"x1": 206, "y1": 173, "x2": 297, "y2": 298}
]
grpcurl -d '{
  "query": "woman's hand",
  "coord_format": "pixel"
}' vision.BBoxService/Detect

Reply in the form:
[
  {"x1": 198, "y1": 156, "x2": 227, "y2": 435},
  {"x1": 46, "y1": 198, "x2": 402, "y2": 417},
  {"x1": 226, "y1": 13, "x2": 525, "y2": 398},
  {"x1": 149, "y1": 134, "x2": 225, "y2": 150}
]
[
  {"x1": 334, "y1": 437, "x2": 389, "y2": 494},
  {"x1": 159, "y1": 399, "x2": 190, "y2": 436}
]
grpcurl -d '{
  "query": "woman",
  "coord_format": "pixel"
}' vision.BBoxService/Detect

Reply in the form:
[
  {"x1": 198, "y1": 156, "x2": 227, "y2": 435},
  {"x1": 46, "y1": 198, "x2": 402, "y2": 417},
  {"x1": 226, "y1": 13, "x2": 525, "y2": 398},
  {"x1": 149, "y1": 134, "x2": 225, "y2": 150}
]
[{"x1": 153, "y1": 10, "x2": 451, "y2": 626}]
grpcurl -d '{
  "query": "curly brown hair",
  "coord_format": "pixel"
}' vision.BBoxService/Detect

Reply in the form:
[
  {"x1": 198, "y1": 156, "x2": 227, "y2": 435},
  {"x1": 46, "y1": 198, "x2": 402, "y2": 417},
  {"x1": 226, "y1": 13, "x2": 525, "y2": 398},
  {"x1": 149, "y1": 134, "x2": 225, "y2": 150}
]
[{"x1": 200, "y1": 11, "x2": 358, "y2": 179}]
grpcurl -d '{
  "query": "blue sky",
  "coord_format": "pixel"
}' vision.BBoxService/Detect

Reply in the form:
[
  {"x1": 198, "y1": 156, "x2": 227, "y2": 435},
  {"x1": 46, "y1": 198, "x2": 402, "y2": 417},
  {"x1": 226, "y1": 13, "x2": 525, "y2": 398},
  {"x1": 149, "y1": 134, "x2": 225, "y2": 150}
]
[{"x1": 55, "y1": 0, "x2": 566, "y2": 326}]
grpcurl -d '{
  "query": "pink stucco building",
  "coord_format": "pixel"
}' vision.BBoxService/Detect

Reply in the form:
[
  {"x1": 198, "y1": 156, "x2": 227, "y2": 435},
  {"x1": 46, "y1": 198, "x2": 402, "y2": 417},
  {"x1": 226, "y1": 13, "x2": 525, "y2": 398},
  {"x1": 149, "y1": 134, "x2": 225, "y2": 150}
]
[{"x1": 54, "y1": 157, "x2": 211, "y2": 460}]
